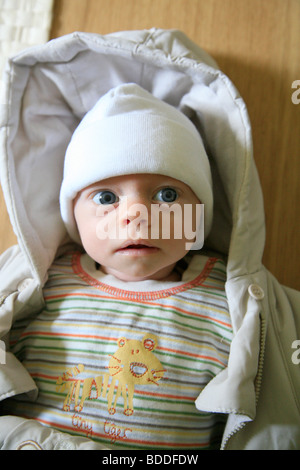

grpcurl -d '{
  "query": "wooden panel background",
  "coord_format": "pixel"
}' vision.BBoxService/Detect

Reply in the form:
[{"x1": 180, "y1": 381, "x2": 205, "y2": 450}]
[{"x1": 1, "y1": 0, "x2": 299, "y2": 290}]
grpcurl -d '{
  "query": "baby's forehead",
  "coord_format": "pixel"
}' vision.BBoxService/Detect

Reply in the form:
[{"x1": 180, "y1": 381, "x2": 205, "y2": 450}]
[{"x1": 80, "y1": 173, "x2": 189, "y2": 191}]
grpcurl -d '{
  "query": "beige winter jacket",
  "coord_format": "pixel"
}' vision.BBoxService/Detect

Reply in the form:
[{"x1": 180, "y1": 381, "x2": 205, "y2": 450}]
[{"x1": 0, "y1": 28, "x2": 299, "y2": 450}]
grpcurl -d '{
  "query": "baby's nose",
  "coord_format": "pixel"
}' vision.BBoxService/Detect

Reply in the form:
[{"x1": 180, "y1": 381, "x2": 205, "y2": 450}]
[{"x1": 121, "y1": 196, "x2": 151, "y2": 226}]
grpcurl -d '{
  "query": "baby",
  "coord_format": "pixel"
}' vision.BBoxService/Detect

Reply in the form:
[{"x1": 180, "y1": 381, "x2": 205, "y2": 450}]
[{"x1": 5, "y1": 84, "x2": 233, "y2": 450}]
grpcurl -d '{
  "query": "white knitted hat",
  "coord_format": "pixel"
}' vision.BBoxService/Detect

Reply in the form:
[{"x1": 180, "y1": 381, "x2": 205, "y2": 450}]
[{"x1": 60, "y1": 83, "x2": 213, "y2": 243}]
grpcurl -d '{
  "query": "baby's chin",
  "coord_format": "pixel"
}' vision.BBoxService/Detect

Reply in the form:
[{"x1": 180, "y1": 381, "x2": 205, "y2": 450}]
[{"x1": 100, "y1": 262, "x2": 179, "y2": 282}]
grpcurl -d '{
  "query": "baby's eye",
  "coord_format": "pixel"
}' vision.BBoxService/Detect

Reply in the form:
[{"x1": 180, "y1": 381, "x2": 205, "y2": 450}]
[
  {"x1": 92, "y1": 191, "x2": 118, "y2": 205},
  {"x1": 154, "y1": 187, "x2": 178, "y2": 203}
]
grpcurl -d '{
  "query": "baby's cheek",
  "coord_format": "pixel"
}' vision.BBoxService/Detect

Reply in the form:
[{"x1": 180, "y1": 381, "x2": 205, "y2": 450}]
[
  {"x1": 95, "y1": 207, "x2": 118, "y2": 241},
  {"x1": 95, "y1": 204, "x2": 115, "y2": 218}
]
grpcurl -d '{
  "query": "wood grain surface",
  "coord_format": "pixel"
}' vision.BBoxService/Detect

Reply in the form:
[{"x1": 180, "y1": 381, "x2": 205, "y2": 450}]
[{"x1": 1, "y1": 0, "x2": 299, "y2": 289}]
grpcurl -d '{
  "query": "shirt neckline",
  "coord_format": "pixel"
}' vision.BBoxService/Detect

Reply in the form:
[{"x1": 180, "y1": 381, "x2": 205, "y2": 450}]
[{"x1": 71, "y1": 251, "x2": 218, "y2": 301}]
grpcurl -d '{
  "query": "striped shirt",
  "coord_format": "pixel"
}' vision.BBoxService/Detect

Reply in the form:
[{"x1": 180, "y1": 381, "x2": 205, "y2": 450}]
[{"x1": 7, "y1": 251, "x2": 233, "y2": 450}]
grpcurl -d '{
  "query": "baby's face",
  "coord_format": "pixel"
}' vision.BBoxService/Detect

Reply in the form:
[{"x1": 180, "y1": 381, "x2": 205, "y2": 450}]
[{"x1": 74, "y1": 174, "x2": 201, "y2": 282}]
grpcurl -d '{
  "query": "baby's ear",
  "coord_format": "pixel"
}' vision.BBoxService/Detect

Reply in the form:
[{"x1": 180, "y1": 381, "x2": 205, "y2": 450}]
[
  {"x1": 118, "y1": 337, "x2": 127, "y2": 348},
  {"x1": 142, "y1": 333, "x2": 158, "y2": 352}
]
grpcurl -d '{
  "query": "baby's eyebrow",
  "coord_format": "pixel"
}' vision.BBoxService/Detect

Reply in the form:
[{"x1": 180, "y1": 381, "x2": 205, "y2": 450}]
[{"x1": 90, "y1": 185, "x2": 117, "y2": 192}]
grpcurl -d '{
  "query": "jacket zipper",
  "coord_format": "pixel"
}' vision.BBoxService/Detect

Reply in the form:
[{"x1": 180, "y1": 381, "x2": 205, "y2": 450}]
[
  {"x1": 221, "y1": 312, "x2": 267, "y2": 449},
  {"x1": 254, "y1": 313, "x2": 267, "y2": 402}
]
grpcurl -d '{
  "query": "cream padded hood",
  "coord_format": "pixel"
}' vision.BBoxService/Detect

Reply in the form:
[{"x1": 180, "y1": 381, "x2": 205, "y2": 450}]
[
  {"x1": 1, "y1": 29, "x2": 300, "y2": 450},
  {"x1": 0, "y1": 28, "x2": 265, "y2": 285}
]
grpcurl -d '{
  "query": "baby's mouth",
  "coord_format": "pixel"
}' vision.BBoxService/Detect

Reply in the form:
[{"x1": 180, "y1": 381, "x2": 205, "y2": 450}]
[
  {"x1": 116, "y1": 240, "x2": 159, "y2": 255},
  {"x1": 124, "y1": 244, "x2": 149, "y2": 249}
]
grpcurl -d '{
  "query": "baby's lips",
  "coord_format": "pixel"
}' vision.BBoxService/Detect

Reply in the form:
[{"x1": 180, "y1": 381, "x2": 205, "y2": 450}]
[{"x1": 118, "y1": 239, "x2": 155, "y2": 250}]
